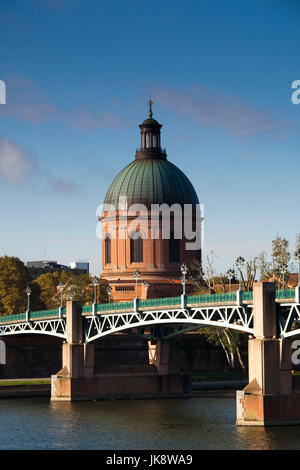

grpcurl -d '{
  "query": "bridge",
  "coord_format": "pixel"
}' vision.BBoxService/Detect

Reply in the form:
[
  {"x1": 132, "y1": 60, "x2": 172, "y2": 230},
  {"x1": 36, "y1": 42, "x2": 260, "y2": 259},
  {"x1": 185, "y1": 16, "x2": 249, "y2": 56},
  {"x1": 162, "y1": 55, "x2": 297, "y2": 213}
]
[
  {"x1": 1, "y1": 283, "x2": 300, "y2": 426},
  {"x1": 1, "y1": 287, "x2": 300, "y2": 341}
]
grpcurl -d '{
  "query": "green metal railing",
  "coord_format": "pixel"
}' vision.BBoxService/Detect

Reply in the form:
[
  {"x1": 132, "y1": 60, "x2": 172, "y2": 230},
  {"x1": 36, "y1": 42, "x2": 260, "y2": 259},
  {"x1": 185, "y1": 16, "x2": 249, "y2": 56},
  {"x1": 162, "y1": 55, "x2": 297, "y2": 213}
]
[
  {"x1": 82, "y1": 305, "x2": 93, "y2": 313},
  {"x1": 275, "y1": 288, "x2": 295, "y2": 299},
  {"x1": 0, "y1": 308, "x2": 61, "y2": 323},
  {"x1": 139, "y1": 296, "x2": 181, "y2": 308},
  {"x1": 187, "y1": 292, "x2": 237, "y2": 304},
  {"x1": 0, "y1": 312, "x2": 26, "y2": 323},
  {"x1": 97, "y1": 301, "x2": 134, "y2": 312},
  {"x1": 29, "y1": 308, "x2": 60, "y2": 319},
  {"x1": 0, "y1": 288, "x2": 298, "y2": 323},
  {"x1": 242, "y1": 291, "x2": 253, "y2": 301}
]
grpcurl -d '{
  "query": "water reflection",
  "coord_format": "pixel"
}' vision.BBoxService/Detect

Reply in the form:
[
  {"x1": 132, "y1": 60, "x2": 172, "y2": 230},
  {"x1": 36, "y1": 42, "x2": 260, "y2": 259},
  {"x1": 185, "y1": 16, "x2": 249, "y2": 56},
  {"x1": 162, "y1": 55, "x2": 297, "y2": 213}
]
[
  {"x1": 1, "y1": 396, "x2": 300, "y2": 449},
  {"x1": 236, "y1": 425, "x2": 300, "y2": 450},
  {"x1": 236, "y1": 427, "x2": 279, "y2": 450}
]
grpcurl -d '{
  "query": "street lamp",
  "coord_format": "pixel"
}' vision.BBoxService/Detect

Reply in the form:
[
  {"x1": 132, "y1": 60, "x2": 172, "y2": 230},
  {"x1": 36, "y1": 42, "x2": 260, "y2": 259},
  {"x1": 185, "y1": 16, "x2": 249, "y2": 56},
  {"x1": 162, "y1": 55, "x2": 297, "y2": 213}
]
[
  {"x1": 235, "y1": 256, "x2": 245, "y2": 290},
  {"x1": 107, "y1": 286, "x2": 112, "y2": 303},
  {"x1": 142, "y1": 281, "x2": 150, "y2": 298},
  {"x1": 134, "y1": 270, "x2": 141, "y2": 299},
  {"x1": 227, "y1": 268, "x2": 235, "y2": 294},
  {"x1": 26, "y1": 286, "x2": 31, "y2": 312},
  {"x1": 92, "y1": 276, "x2": 98, "y2": 304},
  {"x1": 280, "y1": 264, "x2": 288, "y2": 290},
  {"x1": 294, "y1": 249, "x2": 300, "y2": 286},
  {"x1": 181, "y1": 263, "x2": 188, "y2": 295},
  {"x1": 58, "y1": 282, "x2": 65, "y2": 308},
  {"x1": 69, "y1": 290, "x2": 75, "y2": 301}
]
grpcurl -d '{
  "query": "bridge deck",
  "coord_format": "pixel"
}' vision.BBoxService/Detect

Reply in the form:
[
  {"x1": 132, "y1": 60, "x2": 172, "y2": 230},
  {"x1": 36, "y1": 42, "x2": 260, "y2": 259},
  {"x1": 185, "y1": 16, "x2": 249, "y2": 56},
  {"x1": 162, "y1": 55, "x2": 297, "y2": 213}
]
[
  {"x1": 0, "y1": 289, "x2": 297, "y2": 338},
  {"x1": 0, "y1": 289, "x2": 296, "y2": 323}
]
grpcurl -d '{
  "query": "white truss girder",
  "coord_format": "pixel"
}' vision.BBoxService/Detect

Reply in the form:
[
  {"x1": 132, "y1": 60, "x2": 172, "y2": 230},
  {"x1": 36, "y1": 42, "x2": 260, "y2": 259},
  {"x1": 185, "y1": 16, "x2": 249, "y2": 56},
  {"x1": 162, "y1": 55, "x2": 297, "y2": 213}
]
[
  {"x1": 0, "y1": 319, "x2": 66, "y2": 339},
  {"x1": 84, "y1": 305, "x2": 254, "y2": 342},
  {"x1": 278, "y1": 303, "x2": 300, "y2": 338},
  {"x1": 1, "y1": 301, "x2": 300, "y2": 341}
]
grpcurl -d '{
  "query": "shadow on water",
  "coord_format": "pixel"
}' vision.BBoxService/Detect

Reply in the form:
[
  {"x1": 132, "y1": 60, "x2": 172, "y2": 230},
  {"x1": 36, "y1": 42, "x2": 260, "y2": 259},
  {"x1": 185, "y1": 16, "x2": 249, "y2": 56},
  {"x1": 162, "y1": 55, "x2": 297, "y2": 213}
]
[{"x1": 1, "y1": 395, "x2": 300, "y2": 449}]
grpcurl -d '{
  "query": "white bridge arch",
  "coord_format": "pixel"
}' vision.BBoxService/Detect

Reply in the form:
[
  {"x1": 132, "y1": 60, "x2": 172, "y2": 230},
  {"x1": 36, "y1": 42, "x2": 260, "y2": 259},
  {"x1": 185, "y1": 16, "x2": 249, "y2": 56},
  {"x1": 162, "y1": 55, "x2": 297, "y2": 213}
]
[
  {"x1": 1, "y1": 298, "x2": 300, "y2": 342},
  {"x1": 84, "y1": 305, "x2": 254, "y2": 343},
  {"x1": 0, "y1": 318, "x2": 66, "y2": 339}
]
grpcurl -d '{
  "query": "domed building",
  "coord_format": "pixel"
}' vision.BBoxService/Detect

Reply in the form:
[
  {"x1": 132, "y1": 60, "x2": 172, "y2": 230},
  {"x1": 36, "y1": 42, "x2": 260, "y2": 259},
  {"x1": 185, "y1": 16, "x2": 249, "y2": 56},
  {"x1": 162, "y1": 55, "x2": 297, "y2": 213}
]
[{"x1": 99, "y1": 102, "x2": 201, "y2": 301}]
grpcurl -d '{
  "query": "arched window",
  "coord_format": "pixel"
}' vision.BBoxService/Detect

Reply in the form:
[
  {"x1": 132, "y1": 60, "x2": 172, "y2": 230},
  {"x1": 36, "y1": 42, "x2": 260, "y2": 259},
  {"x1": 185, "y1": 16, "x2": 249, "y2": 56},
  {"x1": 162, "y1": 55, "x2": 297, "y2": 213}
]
[
  {"x1": 169, "y1": 232, "x2": 180, "y2": 263},
  {"x1": 130, "y1": 232, "x2": 143, "y2": 263},
  {"x1": 152, "y1": 134, "x2": 157, "y2": 148},
  {"x1": 146, "y1": 133, "x2": 151, "y2": 148},
  {"x1": 105, "y1": 234, "x2": 111, "y2": 264}
]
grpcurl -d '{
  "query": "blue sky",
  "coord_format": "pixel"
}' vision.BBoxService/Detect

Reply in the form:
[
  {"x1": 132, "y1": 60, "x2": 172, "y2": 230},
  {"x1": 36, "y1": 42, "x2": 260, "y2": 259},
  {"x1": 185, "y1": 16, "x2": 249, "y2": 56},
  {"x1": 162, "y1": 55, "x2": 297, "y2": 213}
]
[{"x1": 0, "y1": 0, "x2": 300, "y2": 276}]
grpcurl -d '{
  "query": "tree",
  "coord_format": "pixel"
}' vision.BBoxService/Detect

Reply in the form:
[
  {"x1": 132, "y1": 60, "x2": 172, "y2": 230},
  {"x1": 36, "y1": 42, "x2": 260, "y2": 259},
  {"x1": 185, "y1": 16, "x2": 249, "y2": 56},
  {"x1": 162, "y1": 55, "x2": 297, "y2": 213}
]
[
  {"x1": 198, "y1": 326, "x2": 247, "y2": 370},
  {"x1": 295, "y1": 233, "x2": 300, "y2": 255},
  {"x1": 0, "y1": 256, "x2": 30, "y2": 315},
  {"x1": 189, "y1": 251, "x2": 217, "y2": 294},
  {"x1": 34, "y1": 271, "x2": 108, "y2": 310},
  {"x1": 271, "y1": 236, "x2": 290, "y2": 287},
  {"x1": 257, "y1": 251, "x2": 271, "y2": 281},
  {"x1": 234, "y1": 255, "x2": 257, "y2": 291}
]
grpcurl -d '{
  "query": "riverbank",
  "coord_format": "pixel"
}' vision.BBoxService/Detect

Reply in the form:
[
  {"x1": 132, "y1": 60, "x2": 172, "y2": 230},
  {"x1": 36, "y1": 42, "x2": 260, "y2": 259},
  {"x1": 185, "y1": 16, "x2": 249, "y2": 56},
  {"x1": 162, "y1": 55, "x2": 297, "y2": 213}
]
[
  {"x1": 0, "y1": 377, "x2": 247, "y2": 398},
  {"x1": 0, "y1": 378, "x2": 51, "y2": 398}
]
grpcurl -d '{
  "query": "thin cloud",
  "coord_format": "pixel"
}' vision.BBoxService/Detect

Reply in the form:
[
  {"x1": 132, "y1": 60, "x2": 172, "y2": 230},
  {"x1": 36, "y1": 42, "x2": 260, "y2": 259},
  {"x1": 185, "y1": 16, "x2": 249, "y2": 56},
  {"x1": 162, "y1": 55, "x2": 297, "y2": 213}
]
[
  {"x1": 0, "y1": 139, "x2": 36, "y2": 183},
  {"x1": 46, "y1": 176, "x2": 82, "y2": 195},
  {"x1": 70, "y1": 111, "x2": 127, "y2": 131},
  {"x1": 1, "y1": 74, "x2": 59, "y2": 124},
  {"x1": 89, "y1": 164, "x2": 117, "y2": 182},
  {"x1": 0, "y1": 74, "x2": 126, "y2": 130},
  {"x1": 154, "y1": 86, "x2": 288, "y2": 137},
  {"x1": 0, "y1": 136, "x2": 82, "y2": 195}
]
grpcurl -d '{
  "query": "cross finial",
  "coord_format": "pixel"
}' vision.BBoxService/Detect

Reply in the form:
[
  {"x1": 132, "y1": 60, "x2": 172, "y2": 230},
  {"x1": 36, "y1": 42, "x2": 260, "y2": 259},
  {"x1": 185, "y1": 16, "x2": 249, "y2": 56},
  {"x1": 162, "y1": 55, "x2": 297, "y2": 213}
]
[{"x1": 148, "y1": 99, "x2": 153, "y2": 118}]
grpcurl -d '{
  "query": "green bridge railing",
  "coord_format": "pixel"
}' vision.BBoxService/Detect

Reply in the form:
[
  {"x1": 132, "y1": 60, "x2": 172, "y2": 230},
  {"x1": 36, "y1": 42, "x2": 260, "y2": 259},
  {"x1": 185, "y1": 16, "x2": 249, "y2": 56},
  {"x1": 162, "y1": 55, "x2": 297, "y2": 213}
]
[
  {"x1": 275, "y1": 288, "x2": 295, "y2": 299},
  {"x1": 140, "y1": 296, "x2": 181, "y2": 308},
  {"x1": 0, "y1": 288, "x2": 297, "y2": 323},
  {"x1": 0, "y1": 308, "x2": 61, "y2": 324},
  {"x1": 187, "y1": 292, "x2": 237, "y2": 304}
]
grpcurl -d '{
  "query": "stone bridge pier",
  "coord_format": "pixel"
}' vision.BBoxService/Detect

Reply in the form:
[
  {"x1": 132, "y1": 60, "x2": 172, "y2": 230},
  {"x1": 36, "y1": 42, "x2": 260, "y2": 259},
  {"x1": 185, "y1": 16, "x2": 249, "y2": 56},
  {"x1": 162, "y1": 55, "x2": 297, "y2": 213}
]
[
  {"x1": 237, "y1": 282, "x2": 300, "y2": 426},
  {"x1": 148, "y1": 339, "x2": 191, "y2": 395},
  {"x1": 51, "y1": 301, "x2": 190, "y2": 401}
]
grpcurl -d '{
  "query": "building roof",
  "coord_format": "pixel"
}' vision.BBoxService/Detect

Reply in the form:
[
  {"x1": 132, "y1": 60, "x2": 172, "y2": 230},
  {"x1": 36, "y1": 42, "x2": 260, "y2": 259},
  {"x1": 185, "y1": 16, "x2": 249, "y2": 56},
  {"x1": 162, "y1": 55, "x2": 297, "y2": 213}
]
[
  {"x1": 103, "y1": 103, "x2": 199, "y2": 210},
  {"x1": 104, "y1": 157, "x2": 199, "y2": 209},
  {"x1": 140, "y1": 117, "x2": 161, "y2": 127}
]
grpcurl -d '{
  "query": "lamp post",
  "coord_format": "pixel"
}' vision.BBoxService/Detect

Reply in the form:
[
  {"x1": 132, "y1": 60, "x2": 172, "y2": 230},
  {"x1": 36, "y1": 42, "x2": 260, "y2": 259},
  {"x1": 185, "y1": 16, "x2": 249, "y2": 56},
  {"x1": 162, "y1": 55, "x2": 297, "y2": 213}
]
[
  {"x1": 92, "y1": 276, "x2": 99, "y2": 316},
  {"x1": 235, "y1": 256, "x2": 245, "y2": 290},
  {"x1": 26, "y1": 286, "x2": 31, "y2": 322},
  {"x1": 107, "y1": 286, "x2": 112, "y2": 303},
  {"x1": 92, "y1": 277, "x2": 98, "y2": 304},
  {"x1": 180, "y1": 263, "x2": 188, "y2": 295},
  {"x1": 294, "y1": 250, "x2": 300, "y2": 303},
  {"x1": 134, "y1": 270, "x2": 141, "y2": 299},
  {"x1": 142, "y1": 281, "x2": 150, "y2": 298},
  {"x1": 26, "y1": 286, "x2": 31, "y2": 312},
  {"x1": 227, "y1": 269, "x2": 235, "y2": 294},
  {"x1": 295, "y1": 249, "x2": 300, "y2": 286},
  {"x1": 280, "y1": 264, "x2": 288, "y2": 290},
  {"x1": 57, "y1": 282, "x2": 65, "y2": 319},
  {"x1": 58, "y1": 282, "x2": 65, "y2": 308}
]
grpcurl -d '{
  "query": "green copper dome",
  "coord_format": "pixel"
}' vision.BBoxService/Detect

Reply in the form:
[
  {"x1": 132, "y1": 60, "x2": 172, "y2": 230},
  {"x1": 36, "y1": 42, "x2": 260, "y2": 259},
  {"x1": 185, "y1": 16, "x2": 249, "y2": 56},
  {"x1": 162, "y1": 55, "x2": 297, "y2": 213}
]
[
  {"x1": 104, "y1": 158, "x2": 199, "y2": 209},
  {"x1": 104, "y1": 103, "x2": 199, "y2": 209}
]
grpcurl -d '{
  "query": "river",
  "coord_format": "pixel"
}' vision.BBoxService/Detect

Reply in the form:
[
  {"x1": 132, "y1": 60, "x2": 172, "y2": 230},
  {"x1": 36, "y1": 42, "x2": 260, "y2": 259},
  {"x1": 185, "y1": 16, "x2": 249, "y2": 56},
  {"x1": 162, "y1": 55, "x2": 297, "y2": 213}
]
[{"x1": 1, "y1": 394, "x2": 300, "y2": 450}]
